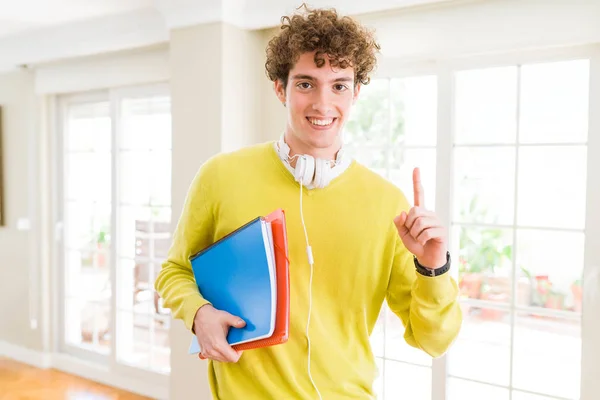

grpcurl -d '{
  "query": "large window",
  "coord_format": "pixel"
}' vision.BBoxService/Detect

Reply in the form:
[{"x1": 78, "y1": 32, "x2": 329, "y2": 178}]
[
  {"x1": 345, "y1": 52, "x2": 596, "y2": 400},
  {"x1": 57, "y1": 84, "x2": 172, "y2": 377},
  {"x1": 449, "y1": 59, "x2": 588, "y2": 400},
  {"x1": 345, "y1": 75, "x2": 438, "y2": 400}
]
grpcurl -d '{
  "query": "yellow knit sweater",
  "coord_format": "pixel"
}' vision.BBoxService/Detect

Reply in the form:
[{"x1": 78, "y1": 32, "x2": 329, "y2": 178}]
[{"x1": 154, "y1": 141, "x2": 462, "y2": 399}]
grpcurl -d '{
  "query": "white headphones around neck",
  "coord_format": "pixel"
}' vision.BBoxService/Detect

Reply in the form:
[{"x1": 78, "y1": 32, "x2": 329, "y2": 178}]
[{"x1": 275, "y1": 135, "x2": 350, "y2": 189}]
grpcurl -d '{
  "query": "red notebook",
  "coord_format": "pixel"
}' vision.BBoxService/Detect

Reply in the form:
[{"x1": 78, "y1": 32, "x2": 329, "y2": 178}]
[{"x1": 199, "y1": 208, "x2": 290, "y2": 358}]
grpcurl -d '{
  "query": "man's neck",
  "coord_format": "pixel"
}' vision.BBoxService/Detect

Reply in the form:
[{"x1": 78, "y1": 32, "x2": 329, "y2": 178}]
[{"x1": 283, "y1": 133, "x2": 341, "y2": 168}]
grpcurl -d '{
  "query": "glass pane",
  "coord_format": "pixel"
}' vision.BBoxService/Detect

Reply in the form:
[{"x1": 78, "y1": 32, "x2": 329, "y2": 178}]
[
  {"x1": 121, "y1": 96, "x2": 172, "y2": 151},
  {"x1": 453, "y1": 147, "x2": 516, "y2": 225},
  {"x1": 448, "y1": 378, "x2": 509, "y2": 400},
  {"x1": 384, "y1": 305, "x2": 432, "y2": 367},
  {"x1": 118, "y1": 205, "x2": 171, "y2": 259},
  {"x1": 389, "y1": 148, "x2": 436, "y2": 210},
  {"x1": 512, "y1": 313, "x2": 581, "y2": 399},
  {"x1": 66, "y1": 152, "x2": 111, "y2": 203},
  {"x1": 517, "y1": 146, "x2": 587, "y2": 229},
  {"x1": 65, "y1": 201, "x2": 111, "y2": 251},
  {"x1": 448, "y1": 308, "x2": 511, "y2": 386},
  {"x1": 155, "y1": 290, "x2": 171, "y2": 317},
  {"x1": 347, "y1": 146, "x2": 387, "y2": 178},
  {"x1": 95, "y1": 302, "x2": 111, "y2": 352},
  {"x1": 516, "y1": 229, "x2": 584, "y2": 312},
  {"x1": 519, "y1": 59, "x2": 589, "y2": 143},
  {"x1": 117, "y1": 257, "x2": 136, "y2": 312},
  {"x1": 64, "y1": 299, "x2": 110, "y2": 353},
  {"x1": 150, "y1": 151, "x2": 172, "y2": 207},
  {"x1": 455, "y1": 226, "x2": 513, "y2": 303},
  {"x1": 455, "y1": 67, "x2": 518, "y2": 144},
  {"x1": 373, "y1": 357, "x2": 383, "y2": 399},
  {"x1": 120, "y1": 150, "x2": 171, "y2": 207},
  {"x1": 134, "y1": 264, "x2": 159, "y2": 316},
  {"x1": 63, "y1": 100, "x2": 113, "y2": 357},
  {"x1": 344, "y1": 79, "x2": 389, "y2": 147},
  {"x1": 120, "y1": 151, "x2": 151, "y2": 206},
  {"x1": 65, "y1": 250, "x2": 111, "y2": 301},
  {"x1": 66, "y1": 101, "x2": 111, "y2": 152},
  {"x1": 384, "y1": 361, "x2": 430, "y2": 400},
  {"x1": 512, "y1": 391, "x2": 556, "y2": 400},
  {"x1": 370, "y1": 309, "x2": 384, "y2": 358},
  {"x1": 390, "y1": 75, "x2": 437, "y2": 146},
  {"x1": 151, "y1": 318, "x2": 171, "y2": 374},
  {"x1": 117, "y1": 311, "x2": 151, "y2": 370},
  {"x1": 64, "y1": 298, "x2": 85, "y2": 347}
]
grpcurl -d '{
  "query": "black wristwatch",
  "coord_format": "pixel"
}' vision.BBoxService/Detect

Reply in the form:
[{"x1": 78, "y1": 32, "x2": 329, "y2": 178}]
[{"x1": 414, "y1": 251, "x2": 451, "y2": 277}]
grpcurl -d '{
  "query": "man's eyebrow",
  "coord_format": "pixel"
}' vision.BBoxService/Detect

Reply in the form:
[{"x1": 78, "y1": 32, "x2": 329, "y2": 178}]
[
  {"x1": 291, "y1": 74, "x2": 315, "y2": 81},
  {"x1": 290, "y1": 74, "x2": 354, "y2": 83}
]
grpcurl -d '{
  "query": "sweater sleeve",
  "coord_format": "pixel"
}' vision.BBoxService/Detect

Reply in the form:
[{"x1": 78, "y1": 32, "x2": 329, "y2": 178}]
[
  {"x1": 154, "y1": 165, "x2": 215, "y2": 332},
  {"x1": 386, "y1": 232, "x2": 463, "y2": 358}
]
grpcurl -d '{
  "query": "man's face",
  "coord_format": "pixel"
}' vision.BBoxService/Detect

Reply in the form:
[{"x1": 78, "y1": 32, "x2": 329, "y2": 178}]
[{"x1": 275, "y1": 51, "x2": 360, "y2": 155}]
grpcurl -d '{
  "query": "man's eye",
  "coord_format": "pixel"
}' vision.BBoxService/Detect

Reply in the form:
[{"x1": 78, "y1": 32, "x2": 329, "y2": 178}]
[
  {"x1": 334, "y1": 84, "x2": 348, "y2": 91},
  {"x1": 298, "y1": 82, "x2": 312, "y2": 89}
]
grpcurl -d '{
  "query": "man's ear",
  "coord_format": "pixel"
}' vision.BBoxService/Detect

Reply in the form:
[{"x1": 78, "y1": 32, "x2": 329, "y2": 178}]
[
  {"x1": 352, "y1": 83, "x2": 362, "y2": 105},
  {"x1": 273, "y1": 79, "x2": 286, "y2": 106}
]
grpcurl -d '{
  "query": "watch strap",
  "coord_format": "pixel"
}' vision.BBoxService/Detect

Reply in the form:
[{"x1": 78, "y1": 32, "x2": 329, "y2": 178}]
[{"x1": 414, "y1": 251, "x2": 451, "y2": 277}]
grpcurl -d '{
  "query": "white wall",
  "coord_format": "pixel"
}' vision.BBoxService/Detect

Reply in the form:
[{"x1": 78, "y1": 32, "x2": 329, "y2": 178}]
[
  {"x1": 167, "y1": 21, "x2": 274, "y2": 400},
  {"x1": 0, "y1": 70, "x2": 42, "y2": 351},
  {"x1": 34, "y1": 45, "x2": 170, "y2": 95},
  {"x1": 362, "y1": 0, "x2": 600, "y2": 61}
]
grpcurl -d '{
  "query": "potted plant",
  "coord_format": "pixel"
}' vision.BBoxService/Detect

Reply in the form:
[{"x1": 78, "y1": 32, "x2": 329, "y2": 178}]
[
  {"x1": 571, "y1": 278, "x2": 583, "y2": 312},
  {"x1": 93, "y1": 227, "x2": 109, "y2": 268}
]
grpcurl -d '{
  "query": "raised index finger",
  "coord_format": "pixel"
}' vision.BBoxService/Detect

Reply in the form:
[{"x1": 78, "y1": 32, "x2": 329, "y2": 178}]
[{"x1": 413, "y1": 167, "x2": 424, "y2": 207}]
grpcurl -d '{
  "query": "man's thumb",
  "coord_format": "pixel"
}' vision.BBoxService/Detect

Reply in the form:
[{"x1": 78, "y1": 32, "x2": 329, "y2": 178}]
[
  {"x1": 225, "y1": 313, "x2": 246, "y2": 328},
  {"x1": 394, "y1": 212, "x2": 409, "y2": 237}
]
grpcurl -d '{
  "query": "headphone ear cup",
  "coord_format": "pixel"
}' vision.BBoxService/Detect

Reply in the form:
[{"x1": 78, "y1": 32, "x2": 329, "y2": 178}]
[
  {"x1": 313, "y1": 158, "x2": 325, "y2": 188},
  {"x1": 315, "y1": 159, "x2": 333, "y2": 188},
  {"x1": 295, "y1": 155, "x2": 315, "y2": 186},
  {"x1": 303, "y1": 155, "x2": 315, "y2": 186}
]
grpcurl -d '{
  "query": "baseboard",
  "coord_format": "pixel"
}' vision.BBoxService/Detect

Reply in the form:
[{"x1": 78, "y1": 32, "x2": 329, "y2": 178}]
[
  {"x1": 0, "y1": 341, "x2": 168, "y2": 400},
  {"x1": 0, "y1": 340, "x2": 52, "y2": 369}
]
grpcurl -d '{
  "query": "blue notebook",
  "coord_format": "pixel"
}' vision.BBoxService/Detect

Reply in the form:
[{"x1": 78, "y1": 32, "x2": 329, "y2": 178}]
[{"x1": 188, "y1": 217, "x2": 277, "y2": 354}]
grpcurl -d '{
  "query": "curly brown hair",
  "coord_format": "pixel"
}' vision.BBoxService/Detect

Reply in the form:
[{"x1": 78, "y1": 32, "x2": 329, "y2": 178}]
[{"x1": 265, "y1": 4, "x2": 380, "y2": 89}]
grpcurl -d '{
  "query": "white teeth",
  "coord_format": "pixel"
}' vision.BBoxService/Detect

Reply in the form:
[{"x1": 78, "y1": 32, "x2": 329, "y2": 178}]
[{"x1": 308, "y1": 118, "x2": 334, "y2": 126}]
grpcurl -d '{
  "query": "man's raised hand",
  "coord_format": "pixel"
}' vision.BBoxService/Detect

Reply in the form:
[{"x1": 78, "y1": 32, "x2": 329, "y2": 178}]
[{"x1": 394, "y1": 167, "x2": 448, "y2": 269}]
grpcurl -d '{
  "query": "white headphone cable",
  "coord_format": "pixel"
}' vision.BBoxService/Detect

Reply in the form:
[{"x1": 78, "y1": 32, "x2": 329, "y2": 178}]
[{"x1": 298, "y1": 181, "x2": 322, "y2": 400}]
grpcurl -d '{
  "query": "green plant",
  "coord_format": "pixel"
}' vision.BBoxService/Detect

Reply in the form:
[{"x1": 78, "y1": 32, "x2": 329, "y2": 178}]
[
  {"x1": 344, "y1": 81, "x2": 405, "y2": 145},
  {"x1": 97, "y1": 230, "x2": 107, "y2": 244},
  {"x1": 459, "y1": 195, "x2": 512, "y2": 274},
  {"x1": 94, "y1": 224, "x2": 110, "y2": 247}
]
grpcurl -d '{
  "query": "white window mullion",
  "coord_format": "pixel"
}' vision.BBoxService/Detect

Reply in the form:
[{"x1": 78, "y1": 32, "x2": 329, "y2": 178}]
[
  {"x1": 507, "y1": 64, "x2": 523, "y2": 400},
  {"x1": 581, "y1": 44, "x2": 600, "y2": 400},
  {"x1": 432, "y1": 67, "x2": 454, "y2": 400},
  {"x1": 109, "y1": 89, "x2": 120, "y2": 370}
]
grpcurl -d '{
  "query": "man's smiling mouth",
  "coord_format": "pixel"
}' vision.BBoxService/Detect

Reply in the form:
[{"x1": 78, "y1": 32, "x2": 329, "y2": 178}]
[{"x1": 307, "y1": 117, "x2": 336, "y2": 126}]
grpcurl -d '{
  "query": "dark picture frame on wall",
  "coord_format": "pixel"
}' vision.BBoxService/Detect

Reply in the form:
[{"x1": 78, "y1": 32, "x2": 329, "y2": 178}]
[{"x1": 0, "y1": 105, "x2": 4, "y2": 226}]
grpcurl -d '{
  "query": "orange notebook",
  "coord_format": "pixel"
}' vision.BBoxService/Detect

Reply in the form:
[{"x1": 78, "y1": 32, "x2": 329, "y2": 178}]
[{"x1": 198, "y1": 208, "x2": 290, "y2": 358}]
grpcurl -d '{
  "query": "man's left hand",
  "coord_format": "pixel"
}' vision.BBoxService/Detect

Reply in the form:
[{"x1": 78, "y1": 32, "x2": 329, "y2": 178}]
[{"x1": 393, "y1": 167, "x2": 448, "y2": 269}]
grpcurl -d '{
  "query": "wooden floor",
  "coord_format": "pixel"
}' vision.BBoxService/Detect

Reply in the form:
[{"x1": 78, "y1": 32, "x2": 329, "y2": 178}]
[{"x1": 0, "y1": 357, "x2": 153, "y2": 400}]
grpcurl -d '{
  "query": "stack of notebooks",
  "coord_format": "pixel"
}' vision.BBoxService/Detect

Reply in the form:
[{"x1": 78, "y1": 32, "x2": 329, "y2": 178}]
[{"x1": 188, "y1": 209, "x2": 290, "y2": 356}]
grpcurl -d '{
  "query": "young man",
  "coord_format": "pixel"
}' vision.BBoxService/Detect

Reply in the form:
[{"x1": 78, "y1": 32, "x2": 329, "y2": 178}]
[{"x1": 155, "y1": 6, "x2": 462, "y2": 400}]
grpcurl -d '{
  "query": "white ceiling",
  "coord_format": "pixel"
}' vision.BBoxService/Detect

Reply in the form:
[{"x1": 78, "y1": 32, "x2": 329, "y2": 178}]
[
  {"x1": 0, "y1": 0, "x2": 155, "y2": 38},
  {"x1": 0, "y1": 0, "x2": 453, "y2": 38},
  {"x1": 0, "y1": 0, "x2": 453, "y2": 72}
]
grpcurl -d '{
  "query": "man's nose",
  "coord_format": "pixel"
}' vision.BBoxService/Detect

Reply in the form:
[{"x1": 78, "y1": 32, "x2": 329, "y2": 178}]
[{"x1": 311, "y1": 88, "x2": 334, "y2": 115}]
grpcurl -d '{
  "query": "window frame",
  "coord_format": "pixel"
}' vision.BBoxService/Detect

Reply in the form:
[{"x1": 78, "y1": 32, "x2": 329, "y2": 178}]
[
  {"x1": 54, "y1": 82, "x2": 172, "y2": 388},
  {"x1": 370, "y1": 43, "x2": 600, "y2": 400}
]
